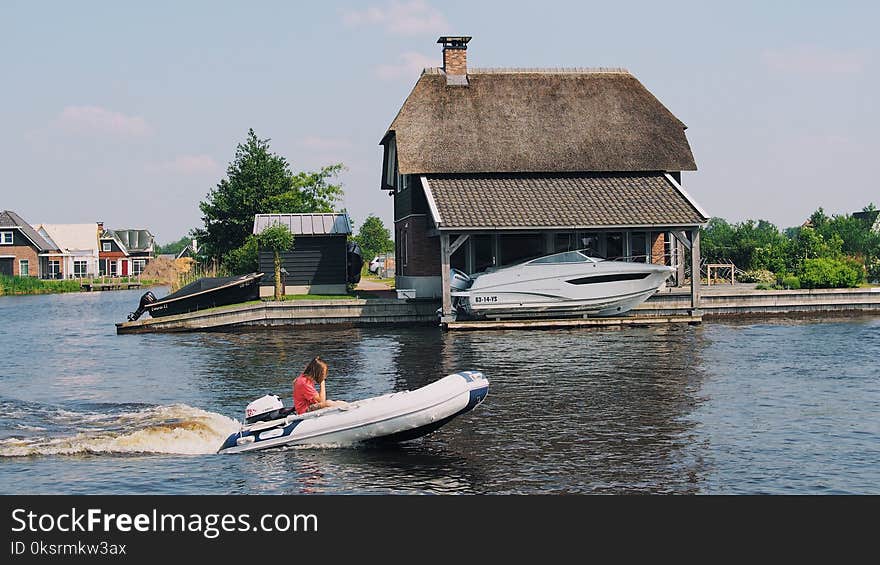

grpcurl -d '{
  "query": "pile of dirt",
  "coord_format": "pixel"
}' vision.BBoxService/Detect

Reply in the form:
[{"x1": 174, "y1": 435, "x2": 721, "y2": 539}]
[{"x1": 142, "y1": 257, "x2": 195, "y2": 285}]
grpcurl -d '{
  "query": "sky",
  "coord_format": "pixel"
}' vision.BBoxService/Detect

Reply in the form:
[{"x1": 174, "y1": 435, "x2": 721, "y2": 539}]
[{"x1": 1, "y1": 1, "x2": 877, "y2": 244}]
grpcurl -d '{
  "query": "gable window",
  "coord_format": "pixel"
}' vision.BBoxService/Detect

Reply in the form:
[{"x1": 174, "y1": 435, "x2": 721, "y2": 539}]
[
  {"x1": 19, "y1": 259, "x2": 29, "y2": 276},
  {"x1": 397, "y1": 173, "x2": 409, "y2": 193},
  {"x1": 385, "y1": 142, "x2": 397, "y2": 188},
  {"x1": 1, "y1": 231, "x2": 12, "y2": 245},
  {"x1": 102, "y1": 242, "x2": 111, "y2": 252}
]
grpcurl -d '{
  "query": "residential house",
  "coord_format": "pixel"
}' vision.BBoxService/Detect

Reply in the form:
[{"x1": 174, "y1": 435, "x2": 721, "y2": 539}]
[
  {"x1": 379, "y1": 37, "x2": 708, "y2": 318},
  {"x1": 253, "y1": 213, "x2": 352, "y2": 296},
  {"x1": 98, "y1": 223, "x2": 155, "y2": 277},
  {"x1": 33, "y1": 223, "x2": 101, "y2": 279},
  {"x1": 853, "y1": 210, "x2": 880, "y2": 233},
  {"x1": 0, "y1": 210, "x2": 56, "y2": 278}
]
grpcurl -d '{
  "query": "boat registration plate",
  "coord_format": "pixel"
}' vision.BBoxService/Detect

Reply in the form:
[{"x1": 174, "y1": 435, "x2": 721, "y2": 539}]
[{"x1": 473, "y1": 296, "x2": 499, "y2": 304}]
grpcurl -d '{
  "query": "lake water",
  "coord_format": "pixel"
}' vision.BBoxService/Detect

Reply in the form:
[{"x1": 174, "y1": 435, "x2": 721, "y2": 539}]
[{"x1": 0, "y1": 288, "x2": 878, "y2": 494}]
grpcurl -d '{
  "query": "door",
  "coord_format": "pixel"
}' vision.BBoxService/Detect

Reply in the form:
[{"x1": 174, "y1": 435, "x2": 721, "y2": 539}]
[
  {"x1": 122, "y1": 260, "x2": 129, "y2": 276},
  {"x1": 0, "y1": 258, "x2": 12, "y2": 276}
]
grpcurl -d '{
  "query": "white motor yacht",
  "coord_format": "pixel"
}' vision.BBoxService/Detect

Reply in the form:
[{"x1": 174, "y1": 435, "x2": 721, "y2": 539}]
[{"x1": 450, "y1": 250, "x2": 673, "y2": 318}]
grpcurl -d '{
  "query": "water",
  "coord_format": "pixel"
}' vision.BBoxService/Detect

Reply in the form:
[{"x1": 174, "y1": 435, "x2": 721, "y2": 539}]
[{"x1": 0, "y1": 289, "x2": 878, "y2": 494}]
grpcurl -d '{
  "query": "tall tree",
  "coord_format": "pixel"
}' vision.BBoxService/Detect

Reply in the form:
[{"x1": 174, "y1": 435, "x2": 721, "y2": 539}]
[
  {"x1": 194, "y1": 129, "x2": 344, "y2": 269},
  {"x1": 257, "y1": 224, "x2": 295, "y2": 301},
  {"x1": 354, "y1": 215, "x2": 394, "y2": 266}
]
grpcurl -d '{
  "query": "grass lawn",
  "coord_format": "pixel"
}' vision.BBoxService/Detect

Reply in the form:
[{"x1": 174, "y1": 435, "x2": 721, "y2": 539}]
[{"x1": 0, "y1": 275, "x2": 82, "y2": 295}]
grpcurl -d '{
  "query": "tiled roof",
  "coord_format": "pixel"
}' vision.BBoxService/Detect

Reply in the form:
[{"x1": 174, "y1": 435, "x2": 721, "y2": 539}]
[
  {"x1": 423, "y1": 173, "x2": 707, "y2": 229},
  {"x1": 253, "y1": 213, "x2": 352, "y2": 236},
  {"x1": 0, "y1": 210, "x2": 54, "y2": 250}
]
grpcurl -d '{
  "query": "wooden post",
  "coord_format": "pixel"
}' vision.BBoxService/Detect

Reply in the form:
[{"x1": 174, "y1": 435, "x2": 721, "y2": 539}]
[
  {"x1": 676, "y1": 238, "x2": 686, "y2": 287},
  {"x1": 690, "y1": 228, "x2": 701, "y2": 313},
  {"x1": 440, "y1": 232, "x2": 452, "y2": 319}
]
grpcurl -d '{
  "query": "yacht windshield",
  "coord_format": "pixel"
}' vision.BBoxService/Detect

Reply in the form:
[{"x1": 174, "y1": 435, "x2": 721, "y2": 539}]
[{"x1": 529, "y1": 251, "x2": 590, "y2": 265}]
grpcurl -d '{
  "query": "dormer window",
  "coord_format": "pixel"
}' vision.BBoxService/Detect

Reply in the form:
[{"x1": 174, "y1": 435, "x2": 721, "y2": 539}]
[
  {"x1": 385, "y1": 141, "x2": 397, "y2": 189},
  {"x1": 102, "y1": 242, "x2": 111, "y2": 252}
]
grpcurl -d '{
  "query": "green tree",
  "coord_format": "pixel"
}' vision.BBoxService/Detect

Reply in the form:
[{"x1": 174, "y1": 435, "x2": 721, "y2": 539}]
[
  {"x1": 155, "y1": 235, "x2": 194, "y2": 256},
  {"x1": 224, "y1": 236, "x2": 258, "y2": 274},
  {"x1": 354, "y1": 215, "x2": 394, "y2": 267},
  {"x1": 194, "y1": 129, "x2": 344, "y2": 269},
  {"x1": 257, "y1": 224, "x2": 295, "y2": 301}
]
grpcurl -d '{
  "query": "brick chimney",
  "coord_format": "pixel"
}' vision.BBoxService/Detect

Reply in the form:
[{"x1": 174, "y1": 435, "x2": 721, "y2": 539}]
[{"x1": 438, "y1": 36, "x2": 471, "y2": 85}]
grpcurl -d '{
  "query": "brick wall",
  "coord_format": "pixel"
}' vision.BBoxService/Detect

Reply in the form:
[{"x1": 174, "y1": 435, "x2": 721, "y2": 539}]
[
  {"x1": 396, "y1": 216, "x2": 439, "y2": 277},
  {"x1": 443, "y1": 48, "x2": 467, "y2": 75},
  {"x1": 3, "y1": 245, "x2": 39, "y2": 276},
  {"x1": 651, "y1": 232, "x2": 666, "y2": 266}
]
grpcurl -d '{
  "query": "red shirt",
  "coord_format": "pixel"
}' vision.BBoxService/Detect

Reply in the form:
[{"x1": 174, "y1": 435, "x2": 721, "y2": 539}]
[{"x1": 293, "y1": 374, "x2": 319, "y2": 414}]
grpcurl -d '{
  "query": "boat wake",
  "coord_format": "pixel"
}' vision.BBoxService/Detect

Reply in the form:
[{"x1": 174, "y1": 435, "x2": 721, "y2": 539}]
[{"x1": 0, "y1": 401, "x2": 240, "y2": 457}]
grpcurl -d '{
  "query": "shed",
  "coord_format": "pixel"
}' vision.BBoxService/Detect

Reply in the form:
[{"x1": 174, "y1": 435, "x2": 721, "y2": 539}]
[{"x1": 253, "y1": 213, "x2": 353, "y2": 296}]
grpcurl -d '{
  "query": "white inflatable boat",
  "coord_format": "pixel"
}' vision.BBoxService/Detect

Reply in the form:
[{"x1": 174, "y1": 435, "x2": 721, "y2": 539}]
[{"x1": 217, "y1": 371, "x2": 489, "y2": 454}]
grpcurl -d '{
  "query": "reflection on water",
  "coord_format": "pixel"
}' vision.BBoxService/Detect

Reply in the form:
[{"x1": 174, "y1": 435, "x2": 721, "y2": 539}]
[{"x1": 0, "y1": 290, "x2": 878, "y2": 494}]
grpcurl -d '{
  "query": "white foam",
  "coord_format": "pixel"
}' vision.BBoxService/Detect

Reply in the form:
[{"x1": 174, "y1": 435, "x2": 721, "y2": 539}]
[{"x1": 0, "y1": 404, "x2": 240, "y2": 457}]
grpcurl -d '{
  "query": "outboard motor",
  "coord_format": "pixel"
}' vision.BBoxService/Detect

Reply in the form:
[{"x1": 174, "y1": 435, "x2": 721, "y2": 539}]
[
  {"x1": 450, "y1": 268, "x2": 473, "y2": 291},
  {"x1": 347, "y1": 241, "x2": 364, "y2": 284},
  {"x1": 127, "y1": 291, "x2": 157, "y2": 322},
  {"x1": 245, "y1": 395, "x2": 285, "y2": 424}
]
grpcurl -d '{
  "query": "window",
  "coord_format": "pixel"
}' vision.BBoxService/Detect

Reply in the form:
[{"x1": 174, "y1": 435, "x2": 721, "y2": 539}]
[
  {"x1": 132, "y1": 259, "x2": 146, "y2": 275},
  {"x1": 108, "y1": 260, "x2": 117, "y2": 276},
  {"x1": 74, "y1": 260, "x2": 88, "y2": 278},
  {"x1": 385, "y1": 142, "x2": 397, "y2": 188},
  {"x1": 397, "y1": 173, "x2": 409, "y2": 193},
  {"x1": 1, "y1": 231, "x2": 12, "y2": 245},
  {"x1": 499, "y1": 234, "x2": 545, "y2": 266},
  {"x1": 605, "y1": 233, "x2": 624, "y2": 260},
  {"x1": 49, "y1": 260, "x2": 60, "y2": 279},
  {"x1": 630, "y1": 232, "x2": 648, "y2": 263},
  {"x1": 102, "y1": 242, "x2": 111, "y2": 252},
  {"x1": 399, "y1": 230, "x2": 408, "y2": 268},
  {"x1": 19, "y1": 259, "x2": 29, "y2": 276},
  {"x1": 530, "y1": 251, "x2": 589, "y2": 264}
]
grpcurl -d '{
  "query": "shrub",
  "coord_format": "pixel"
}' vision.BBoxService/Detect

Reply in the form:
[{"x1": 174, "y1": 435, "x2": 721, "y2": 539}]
[
  {"x1": 781, "y1": 275, "x2": 801, "y2": 290},
  {"x1": 737, "y1": 269, "x2": 776, "y2": 283},
  {"x1": 867, "y1": 257, "x2": 880, "y2": 284},
  {"x1": 799, "y1": 258, "x2": 865, "y2": 289}
]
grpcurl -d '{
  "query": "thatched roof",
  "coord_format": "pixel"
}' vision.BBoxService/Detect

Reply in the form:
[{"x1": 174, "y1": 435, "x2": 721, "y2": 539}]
[
  {"x1": 423, "y1": 173, "x2": 707, "y2": 229},
  {"x1": 384, "y1": 68, "x2": 697, "y2": 174}
]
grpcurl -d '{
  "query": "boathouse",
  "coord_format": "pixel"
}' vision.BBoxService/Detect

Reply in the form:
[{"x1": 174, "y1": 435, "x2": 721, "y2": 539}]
[
  {"x1": 0, "y1": 210, "x2": 56, "y2": 278},
  {"x1": 379, "y1": 37, "x2": 709, "y2": 319},
  {"x1": 253, "y1": 213, "x2": 353, "y2": 297}
]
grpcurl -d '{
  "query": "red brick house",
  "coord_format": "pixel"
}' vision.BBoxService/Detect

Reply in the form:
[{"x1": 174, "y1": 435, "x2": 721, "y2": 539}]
[
  {"x1": 379, "y1": 37, "x2": 708, "y2": 318},
  {"x1": 0, "y1": 210, "x2": 57, "y2": 278}
]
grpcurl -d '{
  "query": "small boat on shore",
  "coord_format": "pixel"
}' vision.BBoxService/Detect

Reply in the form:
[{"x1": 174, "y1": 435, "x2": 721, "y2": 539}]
[
  {"x1": 217, "y1": 371, "x2": 489, "y2": 454},
  {"x1": 127, "y1": 272, "x2": 263, "y2": 321},
  {"x1": 450, "y1": 250, "x2": 673, "y2": 319}
]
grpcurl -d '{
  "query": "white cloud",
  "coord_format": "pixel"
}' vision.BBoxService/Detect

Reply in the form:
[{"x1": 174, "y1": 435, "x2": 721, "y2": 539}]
[
  {"x1": 341, "y1": 0, "x2": 448, "y2": 36},
  {"x1": 377, "y1": 51, "x2": 436, "y2": 80},
  {"x1": 762, "y1": 46, "x2": 866, "y2": 74},
  {"x1": 148, "y1": 154, "x2": 220, "y2": 175},
  {"x1": 56, "y1": 105, "x2": 152, "y2": 136}
]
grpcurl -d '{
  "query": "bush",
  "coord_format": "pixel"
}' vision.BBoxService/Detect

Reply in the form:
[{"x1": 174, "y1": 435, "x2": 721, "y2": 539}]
[
  {"x1": 867, "y1": 257, "x2": 880, "y2": 284},
  {"x1": 737, "y1": 269, "x2": 776, "y2": 283},
  {"x1": 781, "y1": 275, "x2": 801, "y2": 290},
  {"x1": 799, "y1": 258, "x2": 865, "y2": 289}
]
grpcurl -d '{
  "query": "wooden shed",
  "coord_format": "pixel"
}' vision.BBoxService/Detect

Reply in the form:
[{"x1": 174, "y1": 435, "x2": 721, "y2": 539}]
[{"x1": 253, "y1": 213, "x2": 353, "y2": 296}]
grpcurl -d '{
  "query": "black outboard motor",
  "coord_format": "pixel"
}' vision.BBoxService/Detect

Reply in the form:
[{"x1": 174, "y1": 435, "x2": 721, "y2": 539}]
[
  {"x1": 127, "y1": 291, "x2": 157, "y2": 322},
  {"x1": 347, "y1": 241, "x2": 363, "y2": 284}
]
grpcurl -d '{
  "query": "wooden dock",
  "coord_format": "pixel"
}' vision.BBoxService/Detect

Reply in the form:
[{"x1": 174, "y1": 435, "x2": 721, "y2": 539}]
[
  {"x1": 82, "y1": 282, "x2": 142, "y2": 292},
  {"x1": 444, "y1": 315, "x2": 701, "y2": 331}
]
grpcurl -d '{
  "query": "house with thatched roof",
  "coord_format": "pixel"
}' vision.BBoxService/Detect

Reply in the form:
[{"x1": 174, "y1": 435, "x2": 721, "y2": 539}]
[{"x1": 379, "y1": 37, "x2": 708, "y2": 318}]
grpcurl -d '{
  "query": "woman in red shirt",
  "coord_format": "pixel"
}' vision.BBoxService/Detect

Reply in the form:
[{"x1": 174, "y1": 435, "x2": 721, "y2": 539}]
[{"x1": 293, "y1": 356, "x2": 346, "y2": 414}]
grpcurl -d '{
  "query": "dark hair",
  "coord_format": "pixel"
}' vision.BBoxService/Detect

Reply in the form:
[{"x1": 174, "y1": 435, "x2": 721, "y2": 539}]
[{"x1": 303, "y1": 356, "x2": 328, "y2": 383}]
